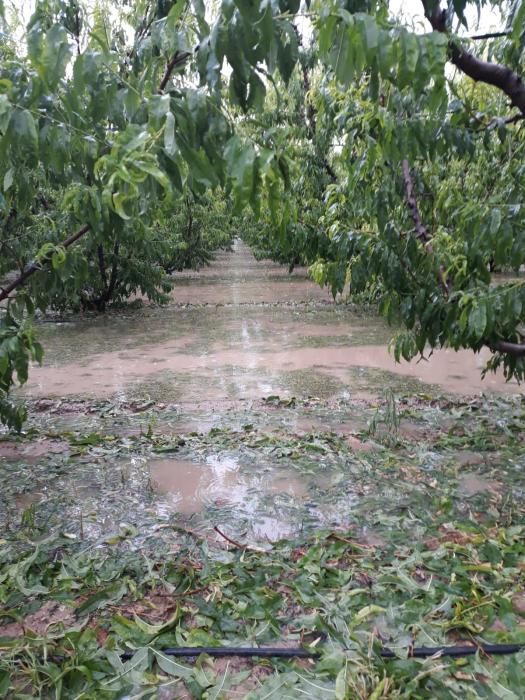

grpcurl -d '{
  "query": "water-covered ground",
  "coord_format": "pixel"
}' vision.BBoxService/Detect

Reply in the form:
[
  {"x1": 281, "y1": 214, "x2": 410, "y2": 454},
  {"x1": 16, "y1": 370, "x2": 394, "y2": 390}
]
[
  {"x1": 23, "y1": 240, "x2": 519, "y2": 400},
  {"x1": 1, "y1": 241, "x2": 524, "y2": 545}
]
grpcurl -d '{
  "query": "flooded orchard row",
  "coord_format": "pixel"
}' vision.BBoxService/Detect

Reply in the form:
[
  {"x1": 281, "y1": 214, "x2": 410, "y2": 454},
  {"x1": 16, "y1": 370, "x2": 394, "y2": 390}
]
[
  {"x1": 2, "y1": 393, "x2": 522, "y2": 546},
  {"x1": 24, "y1": 240, "x2": 519, "y2": 400},
  {"x1": 2, "y1": 241, "x2": 523, "y2": 544}
]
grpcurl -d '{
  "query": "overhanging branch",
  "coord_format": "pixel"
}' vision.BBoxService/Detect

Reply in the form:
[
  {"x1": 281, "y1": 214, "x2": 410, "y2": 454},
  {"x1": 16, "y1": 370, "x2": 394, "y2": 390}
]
[
  {"x1": 492, "y1": 339, "x2": 525, "y2": 357},
  {"x1": 468, "y1": 31, "x2": 509, "y2": 41},
  {"x1": 0, "y1": 224, "x2": 90, "y2": 303},
  {"x1": 426, "y1": 3, "x2": 525, "y2": 116}
]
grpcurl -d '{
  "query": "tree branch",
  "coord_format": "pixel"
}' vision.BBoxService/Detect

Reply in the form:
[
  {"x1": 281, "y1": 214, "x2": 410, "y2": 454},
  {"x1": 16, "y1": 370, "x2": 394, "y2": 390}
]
[
  {"x1": 213, "y1": 526, "x2": 265, "y2": 553},
  {"x1": 106, "y1": 241, "x2": 120, "y2": 301},
  {"x1": 0, "y1": 224, "x2": 90, "y2": 303},
  {"x1": 492, "y1": 339, "x2": 525, "y2": 357},
  {"x1": 159, "y1": 50, "x2": 193, "y2": 92},
  {"x1": 402, "y1": 159, "x2": 432, "y2": 246},
  {"x1": 426, "y1": 3, "x2": 525, "y2": 116},
  {"x1": 468, "y1": 31, "x2": 509, "y2": 41},
  {"x1": 401, "y1": 159, "x2": 450, "y2": 294},
  {"x1": 97, "y1": 244, "x2": 108, "y2": 291}
]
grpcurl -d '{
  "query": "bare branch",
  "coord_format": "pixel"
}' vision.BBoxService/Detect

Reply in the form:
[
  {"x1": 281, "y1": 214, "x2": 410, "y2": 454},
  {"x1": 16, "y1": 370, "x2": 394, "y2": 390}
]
[
  {"x1": 468, "y1": 31, "x2": 509, "y2": 41},
  {"x1": 492, "y1": 339, "x2": 525, "y2": 357},
  {"x1": 504, "y1": 113, "x2": 525, "y2": 125},
  {"x1": 159, "y1": 50, "x2": 193, "y2": 92},
  {"x1": 213, "y1": 526, "x2": 265, "y2": 553}
]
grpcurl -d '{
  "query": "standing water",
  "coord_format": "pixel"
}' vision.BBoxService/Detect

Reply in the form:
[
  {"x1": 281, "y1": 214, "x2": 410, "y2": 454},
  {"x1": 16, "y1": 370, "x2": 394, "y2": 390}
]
[
  {"x1": 3, "y1": 241, "x2": 521, "y2": 542},
  {"x1": 24, "y1": 240, "x2": 519, "y2": 401}
]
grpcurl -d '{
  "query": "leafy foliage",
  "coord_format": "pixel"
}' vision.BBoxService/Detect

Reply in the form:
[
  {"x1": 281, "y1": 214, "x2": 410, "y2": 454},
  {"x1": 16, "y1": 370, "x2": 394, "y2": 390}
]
[
  {"x1": 0, "y1": 299, "x2": 42, "y2": 430},
  {"x1": 2, "y1": 0, "x2": 525, "y2": 430}
]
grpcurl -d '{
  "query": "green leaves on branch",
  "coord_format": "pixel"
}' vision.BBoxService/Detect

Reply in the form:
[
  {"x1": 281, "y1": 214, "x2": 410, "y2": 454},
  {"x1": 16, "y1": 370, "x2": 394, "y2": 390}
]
[
  {"x1": 202, "y1": 0, "x2": 299, "y2": 110},
  {"x1": 0, "y1": 301, "x2": 42, "y2": 431},
  {"x1": 27, "y1": 24, "x2": 73, "y2": 89},
  {"x1": 94, "y1": 128, "x2": 171, "y2": 221},
  {"x1": 224, "y1": 135, "x2": 291, "y2": 225},
  {"x1": 317, "y1": 6, "x2": 448, "y2": 91},
  {"x1": 36, "y1": 242, "x2": 67, "y2": 270}
]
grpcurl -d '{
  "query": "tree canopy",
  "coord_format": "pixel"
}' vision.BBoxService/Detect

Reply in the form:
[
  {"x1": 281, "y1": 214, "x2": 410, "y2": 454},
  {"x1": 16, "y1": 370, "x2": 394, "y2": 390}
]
[{"x1": 2, "y1": 0, "x2": 525, "y2": 428}]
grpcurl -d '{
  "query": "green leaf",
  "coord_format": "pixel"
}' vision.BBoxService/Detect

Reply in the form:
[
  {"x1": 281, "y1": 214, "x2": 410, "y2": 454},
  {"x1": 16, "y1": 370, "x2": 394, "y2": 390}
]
[
  {"x1": 225, "y1": 136, "x2": 256, "y2": 207},
  {"x1": 512, "y1": 1, "x2": 525, "y2": 46},
  {"x1": 490, "y1": 208, "x2": 501, "y2": 235},
  {"x1": 153, "y1": 649, "x2": 192, "y2": 679},
  {"x1": 335, "y1": 667, "x2": 347, "y2": 700},
  {"x1": 41, "y1": 25, "x2": 73, "y2": 86},
  {"x1": 122, "y1": 647, "x2": 151, "y2": 675},
  {"x1": 0, "y1": 670, "x2": 10, "y2": 696},
  {"x1": 51, "y1": 247, "x2": 66, "y2": 269},
  {"x1": 111, "y1": 192, "x2": 132, "y2": 220},
  {"x1": 133, "y1": 607, "x2": 180, "y2": 636},
  {"x1": 167, "y1": 0, "x2": 185, "y2": 28},
  {"x1": 77, "y1": 581, "x2": 127, "y2": 616},
  {"x1": 149, "y1": 94, "x2": 171, "y2": 119},
  {"x1": 164, "y1": 112, "x2": 176, "y2": 155},
  {"x1": 469, "y1": 302, "x2": 487, "y2": 341},
  {"x1": 398, "y1": 31, "x2": 419, "y2": 87},
  {"x1": 3, "y1": 167, "x2": 13, "y2": 192},
  {"x1": 276, "y1": 22, "x2": 298, "y2": 84},
  {"x1": 358, "y1": 13, "x2": 379, "y2": 57},
  {"x1": 353, "y1": 604, "x2": 386, "y2": 623},
  {"x1": 453, "y1": 0, "x2": 469, "y2": 27},
  {"x1": 11, "y1": 109, "x2": 38, "y2": 145}
]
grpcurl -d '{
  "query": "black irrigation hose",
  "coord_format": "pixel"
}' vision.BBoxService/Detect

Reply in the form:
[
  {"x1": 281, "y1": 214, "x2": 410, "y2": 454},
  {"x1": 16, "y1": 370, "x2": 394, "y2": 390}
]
[
  {"x1": 380, "y1": 644, "x2": 523, "y2": 658},
  {"x1": 121, "y1": 643, "x2": 524, "y2": 661}
]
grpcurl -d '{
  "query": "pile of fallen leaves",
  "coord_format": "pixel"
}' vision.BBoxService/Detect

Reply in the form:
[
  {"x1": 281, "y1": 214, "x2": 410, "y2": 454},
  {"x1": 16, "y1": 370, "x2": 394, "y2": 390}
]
[
  {"x1": 1, "y1": 393, "x2": 525, "y2": 698},
  {"x1": 0, "y1": 518, "x2": 524, "y2": 698}
]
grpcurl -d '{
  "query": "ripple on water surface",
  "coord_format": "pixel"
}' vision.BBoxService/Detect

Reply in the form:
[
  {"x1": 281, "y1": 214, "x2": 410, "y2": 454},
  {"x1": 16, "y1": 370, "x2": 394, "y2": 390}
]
[{"x1": 149, "y1": 455, "x2": 309, "y2": 540}]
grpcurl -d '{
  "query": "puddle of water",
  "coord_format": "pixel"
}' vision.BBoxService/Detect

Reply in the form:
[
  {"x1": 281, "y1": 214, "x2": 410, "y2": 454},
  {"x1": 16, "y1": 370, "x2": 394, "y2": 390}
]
[
  {"x1": 0, "y1": 439, "x2": 68, "y2": 462},
  {"x1": 149, "y1": 456, "x2": 307, "y2": 539}
]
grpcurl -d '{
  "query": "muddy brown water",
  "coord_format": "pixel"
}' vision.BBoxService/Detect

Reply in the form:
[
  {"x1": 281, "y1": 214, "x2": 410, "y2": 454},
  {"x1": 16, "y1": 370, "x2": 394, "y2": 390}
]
[
  {"x1": 23, "y1": 240, "x2": 520, "y2": 401},
  {"x1": 149, "y1": 456, "x2": 308, "y2": 539},
  {"x1": 8, "y1": 241, "x2": 522, "y2": 538}
]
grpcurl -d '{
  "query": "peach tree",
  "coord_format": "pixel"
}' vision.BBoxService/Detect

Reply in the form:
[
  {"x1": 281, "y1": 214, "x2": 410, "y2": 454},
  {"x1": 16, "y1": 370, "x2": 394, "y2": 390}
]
[{"x1": 1, "y1": 0, "x2": 525, "y2": 428}]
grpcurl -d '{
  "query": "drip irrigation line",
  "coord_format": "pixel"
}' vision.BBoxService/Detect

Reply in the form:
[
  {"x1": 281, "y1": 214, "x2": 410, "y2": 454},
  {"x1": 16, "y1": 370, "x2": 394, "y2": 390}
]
[{"x1": 120, "y1": 643, "x2": 524, "y2": 661}]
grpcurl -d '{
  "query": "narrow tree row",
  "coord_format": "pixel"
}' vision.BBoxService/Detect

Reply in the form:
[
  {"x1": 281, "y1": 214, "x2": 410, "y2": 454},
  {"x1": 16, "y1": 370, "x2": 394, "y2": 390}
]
[{"x1": 2, "y1": 0, "x2": 525, "y2": 428}]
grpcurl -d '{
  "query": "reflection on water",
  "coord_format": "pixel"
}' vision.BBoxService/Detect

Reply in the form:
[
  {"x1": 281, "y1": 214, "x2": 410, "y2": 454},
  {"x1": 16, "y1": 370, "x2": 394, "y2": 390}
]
[{"x1": 150, "y1": 456, "x2": 307, "y2": 539}]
